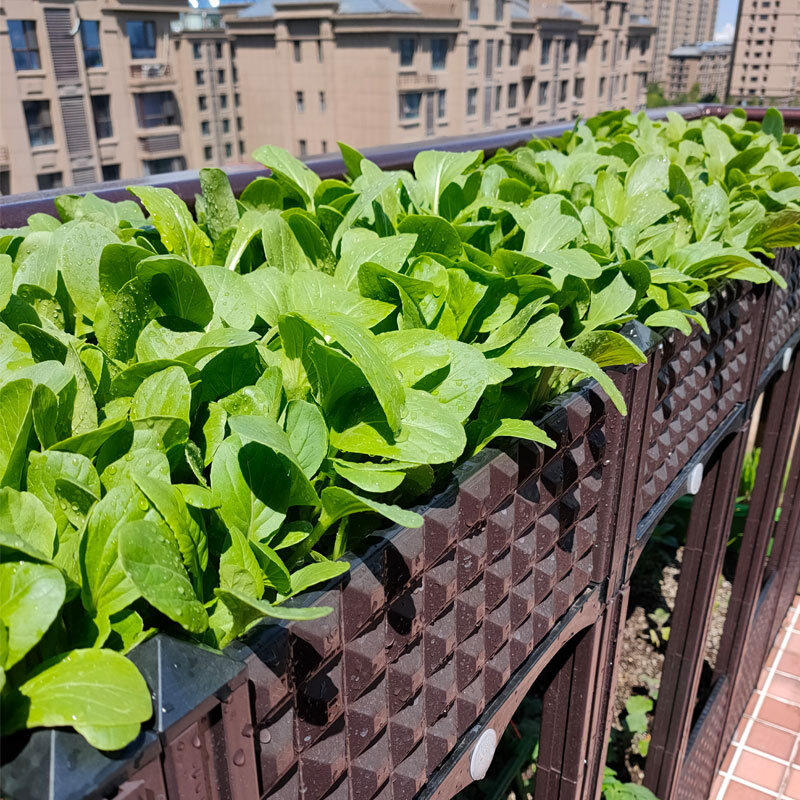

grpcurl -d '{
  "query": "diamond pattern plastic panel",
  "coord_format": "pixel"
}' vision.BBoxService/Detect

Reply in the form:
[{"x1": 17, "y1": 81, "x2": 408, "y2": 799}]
[
  {"x1": 762, "y1": 248, "x2": 800, "y2": 372},
  {"x1": 635, "y1": 282, "x2": 758, "y2": 523},
  {"x1": 236, "y1": 382, "x2": 625, "y2": 800}
]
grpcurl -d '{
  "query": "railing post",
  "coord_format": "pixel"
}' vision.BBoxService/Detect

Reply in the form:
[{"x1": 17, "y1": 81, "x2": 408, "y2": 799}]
[{"x1": 644, "y1": 426, "x2": 749, "y2": 800}]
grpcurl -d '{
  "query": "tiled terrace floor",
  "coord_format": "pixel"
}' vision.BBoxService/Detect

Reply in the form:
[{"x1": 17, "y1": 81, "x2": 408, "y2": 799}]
[{"x1": 711, "y1": 597, "x2": 800, "y2": 799}]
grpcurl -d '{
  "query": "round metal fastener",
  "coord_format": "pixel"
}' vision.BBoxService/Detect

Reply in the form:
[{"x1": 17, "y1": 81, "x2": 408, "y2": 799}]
[
  {"x1": 687, "y1": 462, "x2": 704, "y2": 496},
  {"x1": 782, "y1": 346, "x2": 794, "y2": 373},
  {"x1": 469, "y1": 728, "x2": 498, "y2": 781}
]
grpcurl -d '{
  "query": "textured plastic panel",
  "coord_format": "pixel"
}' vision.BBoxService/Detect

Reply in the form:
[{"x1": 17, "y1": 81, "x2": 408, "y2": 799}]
[
  {"x1": 635, "y1": 282, "x2": 759, "y2": 524},
  {"x1": 235, "y1": 380, "x2": 626, "y2": 800},
  {"x1": 762, "y1": 248, "x2": 800, "y2": 372}
]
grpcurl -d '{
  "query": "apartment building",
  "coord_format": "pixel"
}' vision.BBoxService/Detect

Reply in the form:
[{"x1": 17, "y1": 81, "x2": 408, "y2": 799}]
[
  {"x1": 666, "y1": 41, "x2": 731, "y2": 100},
  {"x1": 729, "y1": 0, "x2": 800, "y2": 104},
  {"x1": 229, "y1": 0, "x2": 653, "y2": 155},
  {"x1": 631, "y1": 0, "x2": 718, "y2": 86},
  {"x1": 0, "y1": 0, "x2": 653, "y2": 195}
]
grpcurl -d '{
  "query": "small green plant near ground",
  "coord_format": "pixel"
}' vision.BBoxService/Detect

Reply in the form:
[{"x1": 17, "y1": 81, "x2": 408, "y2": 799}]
[
  {"x1": 602, "y1": 768, "x2": 660, "y2": 800},
  {"x1": 647, "y1": 607, "x2": 671, "y2": 648}
]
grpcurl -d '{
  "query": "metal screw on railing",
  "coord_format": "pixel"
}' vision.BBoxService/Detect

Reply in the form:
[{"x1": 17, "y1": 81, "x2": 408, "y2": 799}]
[
  {"x1": 782, "y1": 347, "x2": 794, "y2": 372},
  {"x1": 469, "y1": 728, "x2": 499, "y2": 780},
  {"x1": 687, "y1": 463, "x2": 704, "y2": 495}
]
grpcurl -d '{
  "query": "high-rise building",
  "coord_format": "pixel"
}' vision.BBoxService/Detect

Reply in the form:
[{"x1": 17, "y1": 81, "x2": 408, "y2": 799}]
[
  {"x1": 666, "y1": 41, "x2": 731, "y2": 100},
  {"x1": 631, "y1": 0, "x2": 718, "y2": 86},
  {"x1": 0, "y1": 0, "x2": 653, "y2": 196},
  {"x1": 728, "y1": 0, "x2": 800, "y2": 104}
]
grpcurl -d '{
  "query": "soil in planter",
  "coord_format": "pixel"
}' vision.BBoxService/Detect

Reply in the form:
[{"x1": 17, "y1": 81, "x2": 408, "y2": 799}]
[{"x1": 608, "y1": 501, "x2": 736, "y2": 787}]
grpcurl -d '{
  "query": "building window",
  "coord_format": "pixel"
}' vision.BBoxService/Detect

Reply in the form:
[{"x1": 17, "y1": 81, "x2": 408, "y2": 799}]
[
  {"x1": 235, "y1": 93, "x2": 241, "y2": 107},
  {"x1": 36, "y1": 172, "x2": 63, "y2": 190},
  {"x1": 199, "y1": 95, "x2": 207, "y2": 111},
  {"x1": 523, "y1": 77, "x2": 532, "y2": 99},
  {"x1": 562, "y1": 40, "x2": 570, "y2": 63},
  {"x1": 319, "y1": 91, "x2": 326, "y2": 112},
  {"x1": 603, "y1": 3, "x2": 610, "y2": 24},
  {"x1": 510, "y1": 36, "x2": 522, "y2": 66},
  {"x1": 466, "y1": 87, "x2": 478, "y2": 115},
  {"x1": 193, "y1": 41, "x2": 202, "y2": 59},
  {"x1": 497, "y1": 40, "x2": 504, "y2": 67},
  {"x1": 195, "y1": 70, "x2": 205, "y2": 86},
  {"x1": 432, "y1": 38, "x2": 447, "y2": 70},
  {"x1": 23, "y1": 101, "x2": 54, "y2": 147},
  {"x1": 574, "y1": 76, "x2": 584, "y2": 98},
  {"x1": 541, "y1": 38, "x2": 551, "y2": 65},
  {"x1": 538, "y1": 81, "x2": 548, "y2": 105},
  {"x1": 217, "y1": 69, "x2": 225, "y2": 83},
  {"x1": 143, "y1": 157, "x2": 186, "y2": 175},
  {"x1": 91, "y1": 95, "x2": 113, "y2": 139},
  {"x1": 485, "y1": 40, "x2": 494, "y2": 77},
  {"x1": 299, "y1": 139, "x2": 307, "y2": 156},
  {"x1": 0, "y1": 170, "x2": 8, "y2": 196},
  {"x1": 601, "y1": 40, "x2": 608, "y2": 61},
  {"x1": 508, "y1": 82, "x2": 518, "y2": 108},
  {"x1": 201, "y1": 120, "x2": 210, "y2": 135},
  {"x1": 577, "y1": 37, "x2": 589, "y2": 62},
  {"x1": 293, "y1": 41, "x2": 302, "y2": 61},
  {"x1": 222, "y1": 118, "x2": 230, "y2": 133},
  {"x1": 622, "y1": 74, "x2": 627, "y2": 93},
  {"x1": 8, "y1": 20, "x2": 40, "y2": 71},
  {"x1": 495, "y1": 85, "x2": 502, "y2": 111},
  {"x1": 237, "y1": 116, "x2": 243, "y2": 131},
  {"x1": 468, "y1": 39, "x2": 479, "y2": 68},
  {"x1": 495, "y1": 0, "x2": 503, "y2": 20},
  {"x1": 134, "y1": 92, "x2": 179, "y2": 128},
  {"x1": 215, "y1": 42, "x2": 223, "y2": 59},
  {"x1": 204, "y1": 146, "x2": 213, "y2": 160},
  {"x1": 321, "y1": 140, "x2": 327, "y2": 153},
  {"x1": 80, "y1": 21, "x2": 102, "y2": 68},
  {"x1": 400, "y1": 38, "x2": 415, "y2": 66},
  {"x1": 399, "y1": 91, "x2": 421, "y2": 119},
  {"x1": 296, "y1": 91, "x2": 305, "y2": 112},
  {"x1": 127, "y1": 21, "x2": 156, "y2": 60},
  {"x1": 438, "y1": 89, "x2": 446, "y2": 118},
  {"x1": 317, "y1": 40, "x2": 323, "y2": 62},
  {"x1": 225, "y1": 142, "x2": 232, "y2": 157},
  {"x1": 102, "y1": 164, "x2": 120, "y2": 182},
  {"x1": 469, "y1": 0, "x2": 479, "y2": 19},
  {"x1": 239, "y1": 140, "x2": 245, "y2": 155},
  {"x1": 598, "y1": 76, "x2": 606, "y2": 96},
  {"x1": 559, "y1": 79, "x2": 568, "y2": 103},
  {"x1": 220, "y1": 94, "x2": 228, "y2": 109}
]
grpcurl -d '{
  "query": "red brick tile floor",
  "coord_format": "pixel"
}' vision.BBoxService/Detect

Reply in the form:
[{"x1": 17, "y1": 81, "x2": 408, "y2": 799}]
[{"x1": 711, "y1": 597, "x2": 800, "y2": 799}]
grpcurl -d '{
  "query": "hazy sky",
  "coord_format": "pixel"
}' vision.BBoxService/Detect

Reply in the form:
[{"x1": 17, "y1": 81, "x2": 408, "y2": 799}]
[{"x1": 716, "y1": 0, "x2": 739, "y2": 37}]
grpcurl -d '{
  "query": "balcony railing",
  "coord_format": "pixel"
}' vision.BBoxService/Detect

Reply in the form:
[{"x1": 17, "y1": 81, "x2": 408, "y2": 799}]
[
  {"x1": 2, "y1": 104, "x2": 798, "y2": 226},
  {"x1": 171, "y1": 11, "x2": 224, "y2": 33},
  {"x1": 129, "y1": 63, "x2": 173, "y2": 81},
  {"x1": 397, "y1": 72, "x2": 442, "y2": 91}
]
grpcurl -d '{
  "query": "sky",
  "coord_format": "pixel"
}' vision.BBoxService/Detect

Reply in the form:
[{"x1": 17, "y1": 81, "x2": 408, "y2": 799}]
[{"x1": 715, "y1": 0, "x2": 739, "y2": 41}]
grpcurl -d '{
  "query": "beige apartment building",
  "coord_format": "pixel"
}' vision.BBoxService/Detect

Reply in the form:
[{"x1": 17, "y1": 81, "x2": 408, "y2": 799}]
[
  {"x1": 666, "y1": 41, "x2": 731, "y2": 100},
  {"x1": 0, "y1": 0, "x2": 653, "y2": 196},
  {"x1": 729, "y1": 0, "x2": 800, "y2": 104},
  {"x1": 631, "y1": 0, "x2": 718, "y2": 86}
]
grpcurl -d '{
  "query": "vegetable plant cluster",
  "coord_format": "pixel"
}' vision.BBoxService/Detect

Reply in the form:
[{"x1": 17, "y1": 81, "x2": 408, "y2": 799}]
[{"x1": 0, "y1": 108, "x2": 798, "y2": 751}]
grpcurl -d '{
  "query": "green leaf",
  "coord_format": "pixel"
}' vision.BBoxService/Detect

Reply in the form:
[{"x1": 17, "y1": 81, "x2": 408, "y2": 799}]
[
  {"x1": 572, "y1": 330, "x2": 647, "y2": 368},
  {"x1": 260, "y1": 210, "x2": 312, "y2": 273},
  {"x1": 320, "y1": 485, "x2": 423, "y2": 529},
  {"x1": 399, "y1": 214, "x2": 463, "y2": 260},
  {"x1": 199, "y1": 168, "x2": 239, "y2": 241},
  {"x1": 58, "y1": 222, "x2": 120, "y2": 318},
  {"x1": 130, "y1": 365, "x2": 191, "y2": 426},
  {"x1": 472, "y1": 418, "x2": 555, "y2": 455},
  {"x1": 197, "y1": 266, "x2": 255, "y2": 329},
  {"x1": 413, "y1": 149, "x2": 482, "y2": 215},
  {"x1": 0, "y1": 562, "x2": 65, "y2": 668},
  {"x1": 762, "y1": 107, "x2": 784, "y2": 143},
  {"x1": 251, "y1": 144, "x2": 321, "y2": 208},
  {"x1": 0, "y1": 379, "x2": 34, "y2": 489},
  {"x1": 128, "y1": 186, "x2": 213, "y2": 265},
  {"x1": 118, "y1": 519, "x2": 208, "y2": 633},
  {"x1": 6, "y1": 648, "x2": 151, "y2": 750},
  {"x1": 330, "y1": 459, "x2": 409, "y2": 493},
  {"x1": 284, "y1": 399, "x2": 327, "y2": 478},
  {"x1": 282, "y1": 560, "x2": 351, "y2": 599},
  {"x1": 218, "y1": 526, "x2": 265, "y2": 598},
  {"x1": 693, "y1": 183, "x2": 729, "y2": 241},
  {"x1": 0, "y1": 488, "x2": 57, "y2": 559},
  {"x1": 334, "y1": 229, "x2": 417, "y2": 290},
  {"x1": 136, "y1": 255, "x2": 214, "y2": 327}
]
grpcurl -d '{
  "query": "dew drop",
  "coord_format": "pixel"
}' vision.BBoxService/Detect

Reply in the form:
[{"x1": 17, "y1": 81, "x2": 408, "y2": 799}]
[
  {"x1": 232, "y1": 749, "x2": 246, "y2": 767},
  {"x1": 192, "y1": 734, "x2": 203, "y2": 749},
  {"x1": 258, "y1": 729, "x2": 272, "y2": 744}
]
